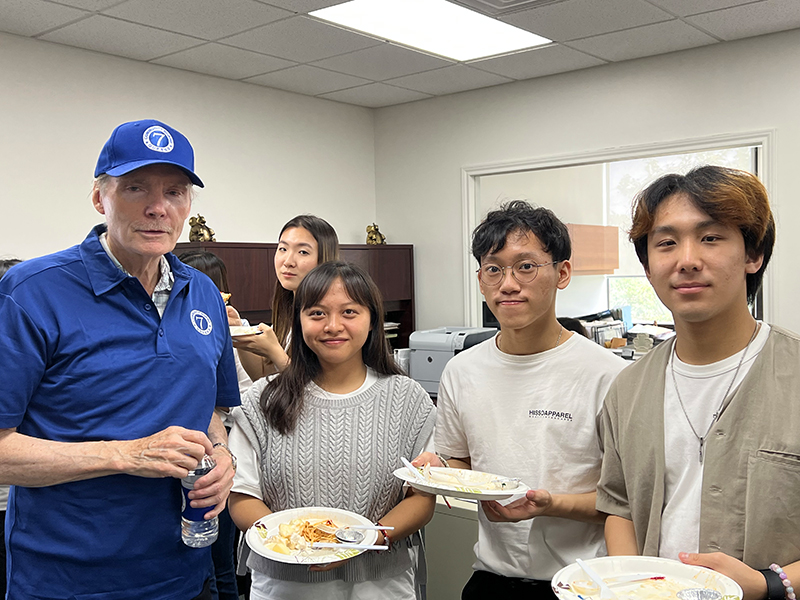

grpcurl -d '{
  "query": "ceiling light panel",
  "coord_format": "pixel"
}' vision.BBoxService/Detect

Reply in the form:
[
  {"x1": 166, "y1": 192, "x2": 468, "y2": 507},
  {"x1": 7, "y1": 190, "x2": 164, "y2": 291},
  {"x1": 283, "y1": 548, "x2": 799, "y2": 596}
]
[{"x1": 311, "y1": 0, "x2": 551, "y2": 61}]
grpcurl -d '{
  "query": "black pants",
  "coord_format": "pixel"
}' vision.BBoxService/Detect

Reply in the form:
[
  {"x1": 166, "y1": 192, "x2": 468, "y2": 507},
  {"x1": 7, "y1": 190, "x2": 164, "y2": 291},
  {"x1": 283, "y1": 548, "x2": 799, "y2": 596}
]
[
  {"x1": 191, "y1": 579, "x2": 214, "y2": 600},
  {"x1": 462, "y1": 570, "x2": 558, "y2": 600}
]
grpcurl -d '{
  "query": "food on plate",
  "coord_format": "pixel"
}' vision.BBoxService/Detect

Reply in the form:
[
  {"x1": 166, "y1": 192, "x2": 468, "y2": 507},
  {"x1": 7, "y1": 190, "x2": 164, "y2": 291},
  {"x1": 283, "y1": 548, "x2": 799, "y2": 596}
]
[
  {"x1": 419, "y1": 463, "x2": 520, "y2": 491},
  {"x1": 221, "y1": 292, "x2": 232, "y2": 304},
  {"x1": 566, "y1": 576, "x2": 729, "y2": 600},
  {"x1": 229, "y1": 325, "x2": 262, "y2": 337},
  {"x1": 256, "y1": 518, "x2": 341, "y2": 556}
]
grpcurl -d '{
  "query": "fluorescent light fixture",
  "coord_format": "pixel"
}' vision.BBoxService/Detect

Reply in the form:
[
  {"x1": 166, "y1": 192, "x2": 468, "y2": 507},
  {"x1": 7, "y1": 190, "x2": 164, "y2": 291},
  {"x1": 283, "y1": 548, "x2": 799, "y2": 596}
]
[{"x1": 311, "y1": 0, "x2": 551, "y2": 62}]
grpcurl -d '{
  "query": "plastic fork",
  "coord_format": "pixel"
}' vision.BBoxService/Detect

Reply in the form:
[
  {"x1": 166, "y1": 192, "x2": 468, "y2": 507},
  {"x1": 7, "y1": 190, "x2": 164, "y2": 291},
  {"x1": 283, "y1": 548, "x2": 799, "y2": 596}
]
[{"x1": 576, "y1": 558, "x2": 618, "y2": 600}]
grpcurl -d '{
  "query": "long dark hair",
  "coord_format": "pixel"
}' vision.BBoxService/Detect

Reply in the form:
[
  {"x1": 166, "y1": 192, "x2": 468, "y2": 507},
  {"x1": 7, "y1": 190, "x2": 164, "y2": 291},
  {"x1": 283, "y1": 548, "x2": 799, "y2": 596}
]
[
  {"x1": 261, "y1": 261, "x2": 403, "y2": 435},
  {"x1": 177, "y1": 250, "x2": 230, "y2": 293},
  {"x1": 271, "y1": 215, "x2": 339, "y2": 348}
]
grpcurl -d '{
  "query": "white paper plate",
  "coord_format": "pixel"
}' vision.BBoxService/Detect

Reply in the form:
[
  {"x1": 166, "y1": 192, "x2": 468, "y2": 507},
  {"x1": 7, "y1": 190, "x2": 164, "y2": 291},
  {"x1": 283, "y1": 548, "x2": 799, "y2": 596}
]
[
  {"x1": 229, "y1": 325, "x2": 262, "y2": 337},
  {"x1": 552, "y1": 556, "x2": 743, "y2": 600},
  {"x1": 393, "y1": 466, "x2": 529, "y2": 501},
  {"x1": 245, "y1": 506, "x2": 378, "y2": 565}
]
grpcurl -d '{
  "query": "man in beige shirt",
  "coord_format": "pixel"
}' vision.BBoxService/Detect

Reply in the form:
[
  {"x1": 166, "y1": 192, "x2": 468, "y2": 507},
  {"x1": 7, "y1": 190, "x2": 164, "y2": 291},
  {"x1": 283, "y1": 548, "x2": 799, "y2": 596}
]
[{"x1": 597, "y1": 166, "x2": 800, "y2": 600}]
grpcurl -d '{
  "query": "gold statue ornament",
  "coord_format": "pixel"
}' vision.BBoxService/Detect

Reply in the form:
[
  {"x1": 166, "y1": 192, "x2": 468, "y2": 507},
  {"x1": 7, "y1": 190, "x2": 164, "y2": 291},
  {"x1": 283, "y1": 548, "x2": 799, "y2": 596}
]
[
  {"x1": 366, "y1": 223, "x2": 386, "y2": 245},
  {"x1": 188, "y1": 214, "x2": 216, "y2": 242}
]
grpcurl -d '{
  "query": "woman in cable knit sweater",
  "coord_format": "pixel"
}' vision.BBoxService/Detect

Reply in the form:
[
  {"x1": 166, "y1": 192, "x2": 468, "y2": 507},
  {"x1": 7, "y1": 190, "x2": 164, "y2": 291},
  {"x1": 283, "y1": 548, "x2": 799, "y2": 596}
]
[{"x1": 228, "y1": 261, "x2": 436, "y2": 600}]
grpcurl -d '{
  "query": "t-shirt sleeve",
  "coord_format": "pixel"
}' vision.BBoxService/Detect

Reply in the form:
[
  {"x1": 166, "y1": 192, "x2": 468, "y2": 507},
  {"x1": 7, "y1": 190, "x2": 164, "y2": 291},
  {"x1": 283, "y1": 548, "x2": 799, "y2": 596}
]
[
  {"x1": 0, "y1": 292, "x2": 46, "y2": 428},
  {"x1": 596, "y1": 382, "x2": 632, "y2": 519},
  {"x1": 434, "y1": 365, "x2": 470, "y2": 459},
  {"x1": 229, "y1": 419, "x2": 263, "y2": 500}
]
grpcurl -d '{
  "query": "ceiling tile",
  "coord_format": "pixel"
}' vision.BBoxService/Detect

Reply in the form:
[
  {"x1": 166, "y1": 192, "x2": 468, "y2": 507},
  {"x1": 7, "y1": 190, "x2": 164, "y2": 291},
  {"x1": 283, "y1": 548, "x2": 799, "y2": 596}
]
[
  {"x1": 254, "y1": 0, "x2": 349, "y2": 13},
  {"x1": 49, "y1": 0, "x2": 126, "y2": 10},
  {"x1": 500, "y1": 0, "x2": 673, "y2": 42},
  {"x1": 0, "y1": 0, "x2": 86, "y2": 37},
  {"x1": 319, "y1": 83, "x2": 432, "y2": 108},
  {"x1": 469, "y1": 44, "x2": 605, "y2": 80},
  {"x1": 312, "y1": 43, "x2": 453, "y2": 81},
  {"x1": 645, "y1": 0, "x2": 759, "y2": 17},
  {"x1": 222, "y1": 15, "x2": 381, "y2": 63},
  {"x1": 40, "y1": 14, "x2": 203, "y2": 61},
  {"x1": 245, "y1": 64, "x2": 371, "y2": 95},
  {"x1": 386, "y1": 64, "x2": 513, "y2": 96},
  {"x1": 567, "y1": 20, "x2": 717, "y2": 62},
  {"x1": 686, "y1": 0, "x2": 800, "y2": 40},
  {"x1": 152, "y1": 43, "x2": 295, "y2": 80},
  {"x1": 103, "y1": 0, "x2": 292, "y2": 40}
]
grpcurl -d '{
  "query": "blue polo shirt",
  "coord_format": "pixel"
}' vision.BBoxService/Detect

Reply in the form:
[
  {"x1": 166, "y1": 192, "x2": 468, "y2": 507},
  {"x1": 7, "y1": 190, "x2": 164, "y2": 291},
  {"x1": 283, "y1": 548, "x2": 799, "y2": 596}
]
[{"x1": 0, "y1": 225, "x2": 240, "y2": 599}]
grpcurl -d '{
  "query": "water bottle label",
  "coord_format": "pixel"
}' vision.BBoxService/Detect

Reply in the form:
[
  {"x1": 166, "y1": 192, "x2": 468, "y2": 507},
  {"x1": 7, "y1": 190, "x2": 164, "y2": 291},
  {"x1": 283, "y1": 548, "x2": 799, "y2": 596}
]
[{"x1": 180, "y1": 485, "x2": 214, "y2": 522}]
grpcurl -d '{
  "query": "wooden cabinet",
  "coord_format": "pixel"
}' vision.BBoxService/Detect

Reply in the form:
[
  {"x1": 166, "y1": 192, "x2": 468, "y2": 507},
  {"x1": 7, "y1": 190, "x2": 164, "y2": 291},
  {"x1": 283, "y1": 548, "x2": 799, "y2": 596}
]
[{"x1": 174, "y1": 242, "x2": 416, "y2": 348}]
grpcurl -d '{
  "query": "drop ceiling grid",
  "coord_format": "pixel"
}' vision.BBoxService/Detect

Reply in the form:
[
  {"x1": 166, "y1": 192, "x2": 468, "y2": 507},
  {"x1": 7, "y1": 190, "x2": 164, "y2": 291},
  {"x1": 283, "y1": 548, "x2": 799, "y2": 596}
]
[{"x1": 0, "y1": 0, "x2": 795, "y2": 107}]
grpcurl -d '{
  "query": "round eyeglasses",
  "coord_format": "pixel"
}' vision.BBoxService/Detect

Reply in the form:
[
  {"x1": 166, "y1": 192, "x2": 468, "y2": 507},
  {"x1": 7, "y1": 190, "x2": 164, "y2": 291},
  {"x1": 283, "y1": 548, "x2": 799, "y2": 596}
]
[{"x1": 477, "y1": 259, "x2": 560, "y2": 286}]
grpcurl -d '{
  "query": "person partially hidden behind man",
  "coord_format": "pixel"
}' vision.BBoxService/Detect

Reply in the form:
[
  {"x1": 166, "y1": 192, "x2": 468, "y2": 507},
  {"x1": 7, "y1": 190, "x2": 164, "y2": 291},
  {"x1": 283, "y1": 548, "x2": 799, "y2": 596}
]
[
  {"x1": 597, "y1": 165, "x2": 799, "y2": 600},
  {"x1": 416, "y1": 200, "x2": 627, "y2": 600},
  {"x1": 0, "y1": 119, "x2": 240, "y2": 599}
]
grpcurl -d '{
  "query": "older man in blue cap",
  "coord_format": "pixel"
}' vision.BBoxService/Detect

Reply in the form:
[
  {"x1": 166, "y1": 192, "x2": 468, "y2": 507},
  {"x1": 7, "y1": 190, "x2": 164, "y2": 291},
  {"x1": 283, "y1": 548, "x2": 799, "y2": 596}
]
[{"x1": 0, "y1": 119, "x2": 240, "y2": 599}]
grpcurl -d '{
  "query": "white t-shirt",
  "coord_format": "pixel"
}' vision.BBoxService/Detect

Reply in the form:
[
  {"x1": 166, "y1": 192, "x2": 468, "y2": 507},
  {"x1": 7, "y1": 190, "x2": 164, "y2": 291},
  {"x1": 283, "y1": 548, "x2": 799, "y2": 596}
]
[
  {"x1": 435, "y1": 333, "x2": 627, "y2": 580},
  {"x1": 659, "y1": 322, "x2": 770, "y2": 559}
]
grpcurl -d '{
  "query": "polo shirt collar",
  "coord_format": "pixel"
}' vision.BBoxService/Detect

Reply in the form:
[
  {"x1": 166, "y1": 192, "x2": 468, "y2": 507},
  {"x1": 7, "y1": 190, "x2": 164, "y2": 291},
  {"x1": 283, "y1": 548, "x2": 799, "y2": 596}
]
[{"x1": 80, "y1": 224, "x2": 191, "y2": 296}]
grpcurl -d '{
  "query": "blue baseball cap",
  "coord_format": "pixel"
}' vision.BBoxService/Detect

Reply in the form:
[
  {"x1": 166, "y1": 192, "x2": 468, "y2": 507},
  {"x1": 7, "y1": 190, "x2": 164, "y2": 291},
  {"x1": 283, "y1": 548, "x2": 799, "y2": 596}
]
[{"x1": 94, "y1": 119, "x2": 204, "y2": 187}]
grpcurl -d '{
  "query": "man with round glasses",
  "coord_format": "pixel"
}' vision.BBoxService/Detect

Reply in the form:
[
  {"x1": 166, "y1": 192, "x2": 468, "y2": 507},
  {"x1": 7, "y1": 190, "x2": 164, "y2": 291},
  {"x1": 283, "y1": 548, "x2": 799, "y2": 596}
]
[{"x1": 415, "y1": 200, "x2": 626, "y2": 599}]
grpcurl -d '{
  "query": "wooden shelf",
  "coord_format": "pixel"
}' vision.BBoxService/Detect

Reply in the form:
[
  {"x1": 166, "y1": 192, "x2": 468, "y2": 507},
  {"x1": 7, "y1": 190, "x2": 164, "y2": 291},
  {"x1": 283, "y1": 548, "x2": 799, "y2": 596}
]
[{"x1": 175, "y1": 242, "x2": 416, "y2": 348}]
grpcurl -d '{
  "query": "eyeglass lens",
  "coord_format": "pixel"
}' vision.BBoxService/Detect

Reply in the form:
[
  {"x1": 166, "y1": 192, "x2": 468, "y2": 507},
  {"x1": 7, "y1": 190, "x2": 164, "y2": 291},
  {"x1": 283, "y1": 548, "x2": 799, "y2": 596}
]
[{"x1": 480, "y1": 260, "x2": 541, "y2": 285}]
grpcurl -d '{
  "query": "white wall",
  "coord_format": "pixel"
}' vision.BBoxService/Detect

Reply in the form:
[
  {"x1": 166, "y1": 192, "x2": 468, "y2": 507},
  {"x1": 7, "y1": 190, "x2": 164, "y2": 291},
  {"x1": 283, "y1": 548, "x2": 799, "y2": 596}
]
[
  {"x1": 0, "y1": 32, "x2": 376, "y2": 261},
  {"x1": 375, "y1": 28, "x2": 800, "y2": 332}
]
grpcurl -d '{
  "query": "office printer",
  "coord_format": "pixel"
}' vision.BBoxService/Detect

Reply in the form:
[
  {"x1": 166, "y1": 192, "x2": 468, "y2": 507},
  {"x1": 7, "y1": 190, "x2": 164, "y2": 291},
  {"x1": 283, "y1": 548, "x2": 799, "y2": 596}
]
[{"x1": 409, "y1": 326, "x2": 497, "y2": 395}]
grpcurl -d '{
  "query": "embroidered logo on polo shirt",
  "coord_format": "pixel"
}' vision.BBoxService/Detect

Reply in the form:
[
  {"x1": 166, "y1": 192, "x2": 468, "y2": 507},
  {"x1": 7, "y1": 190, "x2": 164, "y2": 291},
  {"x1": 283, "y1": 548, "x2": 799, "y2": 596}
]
[
  {"x1": 529, "y1": 409, "x2": 573, "y2": 422},
  {"x1": 190, "y1": 310, "x2": 213, "y2": 336},
  {"x1": 143, "y1": 126, "x2": 174, "y2": 153}
]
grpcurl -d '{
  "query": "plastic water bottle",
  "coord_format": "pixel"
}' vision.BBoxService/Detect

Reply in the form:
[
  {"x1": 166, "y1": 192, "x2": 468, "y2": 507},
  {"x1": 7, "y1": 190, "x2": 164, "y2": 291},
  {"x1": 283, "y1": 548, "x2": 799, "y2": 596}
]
[{"x1": 181, "y1": 455, "x2": 219, "y2": 548}]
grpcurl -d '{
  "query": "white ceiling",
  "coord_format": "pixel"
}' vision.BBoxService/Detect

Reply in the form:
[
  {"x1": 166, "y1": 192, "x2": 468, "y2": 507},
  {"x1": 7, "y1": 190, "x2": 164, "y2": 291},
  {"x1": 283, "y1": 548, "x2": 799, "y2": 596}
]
[{"x1": 4, "y1": 0, "x2": 799, "y2": 108}]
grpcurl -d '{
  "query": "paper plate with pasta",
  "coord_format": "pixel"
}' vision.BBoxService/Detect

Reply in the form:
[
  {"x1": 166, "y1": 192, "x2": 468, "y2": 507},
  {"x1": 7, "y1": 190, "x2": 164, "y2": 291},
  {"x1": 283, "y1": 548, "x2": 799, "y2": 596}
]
[
  {"x1": 245, "y1": 507, "x2": 379, "y2": 565},
  {"x1": 393, "y1": 464, "x2": 529, "y2": 500},
  {"x1": 551, "y1": 556, "x2": 743, "y2": 600}
]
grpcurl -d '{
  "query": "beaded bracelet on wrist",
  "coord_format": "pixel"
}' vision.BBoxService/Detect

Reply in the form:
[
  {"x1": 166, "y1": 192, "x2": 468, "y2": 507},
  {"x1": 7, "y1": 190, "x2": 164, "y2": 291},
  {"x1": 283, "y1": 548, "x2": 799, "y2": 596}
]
[{"x1": 771, "y1": 564, "x2": 796, "y2": 600}]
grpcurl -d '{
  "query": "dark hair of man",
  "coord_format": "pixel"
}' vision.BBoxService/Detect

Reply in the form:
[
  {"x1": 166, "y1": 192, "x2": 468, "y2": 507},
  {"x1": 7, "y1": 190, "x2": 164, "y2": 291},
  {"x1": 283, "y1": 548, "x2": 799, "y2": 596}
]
[
  {"x1": 629, "y1": 165, "x2": 775, "y2": 304},
  {"x1": 261, "y1": 261, "x2": 403, "y2": 435},
  {"x1": 472, "y1": 200, "x2": 572, "y2": 265},
  {"x1": 0, "y1": 258, "x2": 22, "y2": 280},
  {"x1": 177, "y1": 250, "x2": 230, "y2": 293},
  {"x1": 271, "y1": 215, "x2": 340, "y2": 350}
]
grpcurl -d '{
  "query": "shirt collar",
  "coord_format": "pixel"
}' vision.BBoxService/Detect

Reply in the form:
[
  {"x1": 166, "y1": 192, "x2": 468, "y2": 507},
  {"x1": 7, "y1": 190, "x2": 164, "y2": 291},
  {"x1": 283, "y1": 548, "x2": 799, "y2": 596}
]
[
  {"x1": 98, "y1": 231, "x2": 173, "y2": 293},
  {"x1": 80, "y1": 224, "x2": 186, "y2": 296}
]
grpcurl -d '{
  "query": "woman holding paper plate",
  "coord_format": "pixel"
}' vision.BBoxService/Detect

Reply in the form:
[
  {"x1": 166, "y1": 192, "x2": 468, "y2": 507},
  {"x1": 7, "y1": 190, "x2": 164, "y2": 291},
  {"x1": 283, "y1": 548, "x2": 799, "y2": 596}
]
[
  {"x1": 231, "y1": 214, "x2": 339, "y2": 379},
  {"x1": 228, "y1": 261, "x2": 436, "y2": 600}
]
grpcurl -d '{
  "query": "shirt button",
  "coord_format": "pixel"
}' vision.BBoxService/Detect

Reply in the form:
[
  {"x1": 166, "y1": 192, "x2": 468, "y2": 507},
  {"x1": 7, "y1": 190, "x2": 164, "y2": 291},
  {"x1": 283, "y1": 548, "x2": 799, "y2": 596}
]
[
  {"x1": 144, "y1": 304, "x2": 152, "y2": 311},
  {"x1": 158, "y1": 329, "x2": 164, "y2": 337}
]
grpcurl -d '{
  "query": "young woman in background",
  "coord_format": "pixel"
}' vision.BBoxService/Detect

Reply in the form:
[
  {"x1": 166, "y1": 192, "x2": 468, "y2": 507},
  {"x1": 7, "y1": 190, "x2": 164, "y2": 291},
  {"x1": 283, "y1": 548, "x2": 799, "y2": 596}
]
[
  {"x1": 228, "y1": 262, "x2": 435, "y2": 600},
  {"x1": 232, "y1": 215, "x2": 338, "y2": 380}
]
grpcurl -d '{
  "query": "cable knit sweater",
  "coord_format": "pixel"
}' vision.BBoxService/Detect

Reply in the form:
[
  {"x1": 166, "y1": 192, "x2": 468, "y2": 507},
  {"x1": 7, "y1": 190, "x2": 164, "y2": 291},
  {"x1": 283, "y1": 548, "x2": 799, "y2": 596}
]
[{"x1": 234, "y1": 373, "x2": 436, "y2": 583}]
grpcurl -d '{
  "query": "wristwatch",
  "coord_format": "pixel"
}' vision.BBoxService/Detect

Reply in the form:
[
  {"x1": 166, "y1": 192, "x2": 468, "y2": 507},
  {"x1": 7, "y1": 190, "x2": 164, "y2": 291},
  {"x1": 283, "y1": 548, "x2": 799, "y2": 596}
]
[{"x1": 213, "y1": 442, "x2": 237, "y2": 473}]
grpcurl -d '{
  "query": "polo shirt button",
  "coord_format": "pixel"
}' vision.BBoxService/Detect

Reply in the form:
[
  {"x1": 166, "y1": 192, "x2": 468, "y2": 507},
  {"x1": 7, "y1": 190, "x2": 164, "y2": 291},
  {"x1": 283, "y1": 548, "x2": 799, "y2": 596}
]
[
  {"x1": 158, "y1": 329, "x2": 164, "y2": 337},
  {"x1": 144, "y1": 304, "x2": 152, "y2": 311}
]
